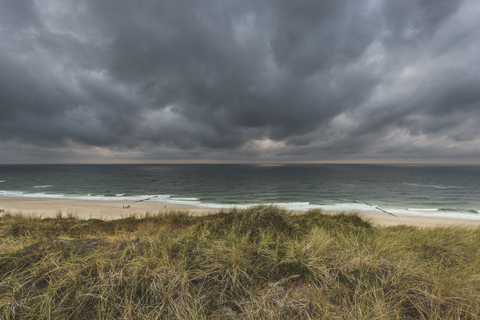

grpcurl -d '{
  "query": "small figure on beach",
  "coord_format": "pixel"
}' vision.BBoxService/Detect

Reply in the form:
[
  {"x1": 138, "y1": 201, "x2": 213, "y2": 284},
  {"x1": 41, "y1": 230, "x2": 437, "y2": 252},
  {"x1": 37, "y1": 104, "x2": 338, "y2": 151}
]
[
  {"x1": 0, "y1": 207, "x2": 4, "y2": 213},
  {"x1": 123, "y1": 205, "x2": 130, "y2": 209}
]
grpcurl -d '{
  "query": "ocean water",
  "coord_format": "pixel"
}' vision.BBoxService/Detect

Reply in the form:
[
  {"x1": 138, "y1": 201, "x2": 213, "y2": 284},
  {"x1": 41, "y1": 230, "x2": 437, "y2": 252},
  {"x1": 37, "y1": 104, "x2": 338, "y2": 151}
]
[{"x1": 0, "y1": 164, "x2": 479, "y2": 220}]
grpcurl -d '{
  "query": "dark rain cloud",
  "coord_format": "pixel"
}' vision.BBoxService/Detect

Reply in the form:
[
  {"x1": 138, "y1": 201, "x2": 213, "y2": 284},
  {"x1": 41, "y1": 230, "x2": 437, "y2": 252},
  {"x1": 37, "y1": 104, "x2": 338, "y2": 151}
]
[{"x1": 0, "y1": 0, "x2": 479, "y2": 163}]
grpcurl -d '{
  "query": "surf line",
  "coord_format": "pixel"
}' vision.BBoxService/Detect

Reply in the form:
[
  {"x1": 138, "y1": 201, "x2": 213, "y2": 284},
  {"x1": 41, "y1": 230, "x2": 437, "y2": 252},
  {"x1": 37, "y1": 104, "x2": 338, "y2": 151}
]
[
  {"x1": 364, "y1": 202, "x2": 397, "y2": 217},
  {"x1": 135, "y1": 196, "x2": 158, "y2": 203}
]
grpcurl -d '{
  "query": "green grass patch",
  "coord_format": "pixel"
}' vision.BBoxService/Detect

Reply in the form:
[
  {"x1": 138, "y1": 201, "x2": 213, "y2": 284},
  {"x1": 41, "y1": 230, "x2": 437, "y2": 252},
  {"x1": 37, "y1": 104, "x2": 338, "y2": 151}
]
[{"x1": 1, "y1": 205, "x2": 479, "y2": 319}]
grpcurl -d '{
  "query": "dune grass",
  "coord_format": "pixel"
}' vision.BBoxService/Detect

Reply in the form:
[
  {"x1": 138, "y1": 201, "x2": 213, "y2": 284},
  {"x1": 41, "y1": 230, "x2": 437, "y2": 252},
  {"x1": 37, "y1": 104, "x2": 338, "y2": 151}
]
[{"x1": 0, "y1": 205, "x2": 479, "y2": 319}]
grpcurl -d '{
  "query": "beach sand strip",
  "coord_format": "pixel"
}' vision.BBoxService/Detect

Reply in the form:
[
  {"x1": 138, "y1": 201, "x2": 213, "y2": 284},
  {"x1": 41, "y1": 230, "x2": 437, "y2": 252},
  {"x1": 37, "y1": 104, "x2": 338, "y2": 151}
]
[{"x1": 1, "y1": 196, "x2": 479, "y2": 228}]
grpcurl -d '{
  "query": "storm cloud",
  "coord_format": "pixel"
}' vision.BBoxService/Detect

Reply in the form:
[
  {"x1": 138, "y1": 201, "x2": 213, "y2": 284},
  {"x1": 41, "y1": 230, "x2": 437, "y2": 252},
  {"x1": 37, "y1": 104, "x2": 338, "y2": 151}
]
[{"x1": 1, "y1": 0, "x2": 479, "y2": 163}]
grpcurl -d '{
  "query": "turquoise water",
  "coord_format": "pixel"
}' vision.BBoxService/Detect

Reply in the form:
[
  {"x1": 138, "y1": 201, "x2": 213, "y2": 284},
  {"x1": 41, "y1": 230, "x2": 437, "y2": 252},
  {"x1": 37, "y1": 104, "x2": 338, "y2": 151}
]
[{"x1": 0, "y1": 164, "x2": 479, "y2": 219}]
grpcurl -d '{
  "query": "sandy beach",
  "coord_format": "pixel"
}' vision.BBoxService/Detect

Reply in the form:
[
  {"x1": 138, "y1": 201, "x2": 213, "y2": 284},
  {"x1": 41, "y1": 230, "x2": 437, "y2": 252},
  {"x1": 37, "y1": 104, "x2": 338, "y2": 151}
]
[{"x1": 1, "y1": 196, "x2": 480, "y2": 228}]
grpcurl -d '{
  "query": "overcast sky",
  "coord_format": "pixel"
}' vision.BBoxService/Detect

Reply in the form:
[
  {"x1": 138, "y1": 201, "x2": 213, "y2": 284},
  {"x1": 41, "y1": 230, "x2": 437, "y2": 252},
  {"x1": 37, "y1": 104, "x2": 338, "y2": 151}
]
[{"x1": 1, "y1": 0, "x2": 480, "y2": 163}]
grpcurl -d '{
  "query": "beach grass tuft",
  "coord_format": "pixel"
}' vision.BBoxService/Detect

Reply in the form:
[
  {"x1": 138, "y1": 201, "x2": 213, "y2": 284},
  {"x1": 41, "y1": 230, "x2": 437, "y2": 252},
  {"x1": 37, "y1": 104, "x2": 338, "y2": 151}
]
[{"x1": 1, "y1": 205, "x2": 479, "y2": 319}]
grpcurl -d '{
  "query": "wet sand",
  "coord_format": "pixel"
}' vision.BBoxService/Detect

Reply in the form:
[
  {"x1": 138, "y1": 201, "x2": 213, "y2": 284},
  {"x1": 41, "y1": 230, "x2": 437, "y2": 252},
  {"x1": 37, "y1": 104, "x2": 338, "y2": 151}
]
[{"x1": 1, "y1": 196, "x2": 480, "y2": 228}]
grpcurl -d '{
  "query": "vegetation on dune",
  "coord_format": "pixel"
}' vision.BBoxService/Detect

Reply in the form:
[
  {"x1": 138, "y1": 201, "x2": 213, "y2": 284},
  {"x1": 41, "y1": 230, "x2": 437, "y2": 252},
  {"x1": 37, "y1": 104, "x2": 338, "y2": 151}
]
[{"x1": 0, "y1": 205, "x2": 479, "y2": 319}]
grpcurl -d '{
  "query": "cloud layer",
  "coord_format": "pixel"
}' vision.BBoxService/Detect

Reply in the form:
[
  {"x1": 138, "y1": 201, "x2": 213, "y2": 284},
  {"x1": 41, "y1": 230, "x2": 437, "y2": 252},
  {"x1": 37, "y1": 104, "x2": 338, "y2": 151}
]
[{"x1": 1, "y1": 0, "x2": 479, "y2": 163}]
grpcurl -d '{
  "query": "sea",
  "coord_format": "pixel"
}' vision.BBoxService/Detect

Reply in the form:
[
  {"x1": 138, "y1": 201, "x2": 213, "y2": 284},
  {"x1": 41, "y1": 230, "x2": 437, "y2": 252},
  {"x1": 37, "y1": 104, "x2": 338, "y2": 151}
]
[{"x1": 0, "y1": 164, "x2": 479, "y2": 220}]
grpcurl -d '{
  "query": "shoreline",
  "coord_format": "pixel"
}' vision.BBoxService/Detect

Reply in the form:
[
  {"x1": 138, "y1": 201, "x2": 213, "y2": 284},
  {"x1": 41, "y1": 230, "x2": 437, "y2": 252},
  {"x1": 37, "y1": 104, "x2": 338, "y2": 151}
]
[{"x1": 1, "y1": 196, "x2": 480, "y2": 228}]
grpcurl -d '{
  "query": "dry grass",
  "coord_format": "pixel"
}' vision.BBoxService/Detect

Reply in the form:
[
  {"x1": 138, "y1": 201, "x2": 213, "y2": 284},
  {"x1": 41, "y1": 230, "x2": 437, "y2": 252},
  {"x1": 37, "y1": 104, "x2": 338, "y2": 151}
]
[{"x1": 0, "y1": 205, "x2": 479, "y2": 319}]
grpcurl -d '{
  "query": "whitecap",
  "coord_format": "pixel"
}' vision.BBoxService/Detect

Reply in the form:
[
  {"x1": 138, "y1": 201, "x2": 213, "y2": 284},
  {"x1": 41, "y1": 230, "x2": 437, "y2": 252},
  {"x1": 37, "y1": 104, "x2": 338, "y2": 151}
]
[
  {"x1": 404, "y1": 183, "x2": 460, "y2": 189},
  {"x1": 0, "y1": 190, "x2": 25, "y2": 196},
  {"x1": 33, "y1": 185, "x2": 53, "y2": 188}
]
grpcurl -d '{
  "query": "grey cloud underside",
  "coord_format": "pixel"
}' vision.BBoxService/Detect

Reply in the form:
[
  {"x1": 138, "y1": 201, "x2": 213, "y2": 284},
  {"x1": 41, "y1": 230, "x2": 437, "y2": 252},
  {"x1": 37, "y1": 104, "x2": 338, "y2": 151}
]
[{"x1": 1, "y1": 0, "x2": 479, "y2": 161}]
